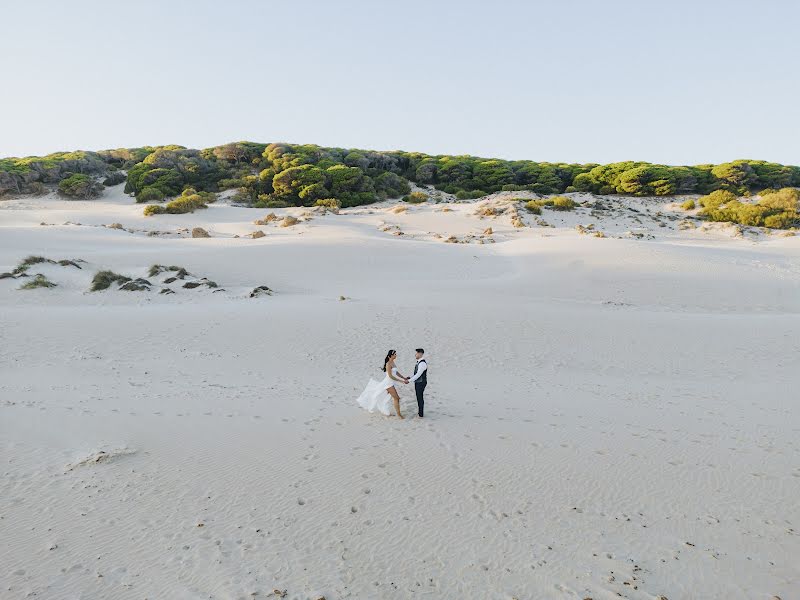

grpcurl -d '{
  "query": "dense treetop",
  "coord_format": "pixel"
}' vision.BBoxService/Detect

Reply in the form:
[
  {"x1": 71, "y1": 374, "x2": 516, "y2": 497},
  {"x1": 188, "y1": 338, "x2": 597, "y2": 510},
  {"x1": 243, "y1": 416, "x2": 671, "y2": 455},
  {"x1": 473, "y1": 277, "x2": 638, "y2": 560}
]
[{"x1": 2, "y1": 142, "x2": 800, "y2": 211}]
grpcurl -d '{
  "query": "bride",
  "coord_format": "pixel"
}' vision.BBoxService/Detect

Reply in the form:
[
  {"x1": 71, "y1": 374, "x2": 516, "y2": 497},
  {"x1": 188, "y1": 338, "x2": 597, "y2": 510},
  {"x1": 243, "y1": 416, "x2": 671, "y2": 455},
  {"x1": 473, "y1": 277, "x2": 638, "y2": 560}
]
[{"x1": 356, "y1": 349, "x2": 409, "y2": 418}]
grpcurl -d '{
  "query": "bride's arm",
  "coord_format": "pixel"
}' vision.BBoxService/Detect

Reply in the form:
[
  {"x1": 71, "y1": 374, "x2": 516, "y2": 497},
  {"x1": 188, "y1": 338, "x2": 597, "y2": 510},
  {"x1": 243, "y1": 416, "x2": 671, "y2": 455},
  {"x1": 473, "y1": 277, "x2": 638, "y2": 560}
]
[
  {"x1": 388, "y1": 364, "x2": 403, "y2": 382},
  {"x1": 393, "y1": 366, "x2": 409, "y2": 382}
]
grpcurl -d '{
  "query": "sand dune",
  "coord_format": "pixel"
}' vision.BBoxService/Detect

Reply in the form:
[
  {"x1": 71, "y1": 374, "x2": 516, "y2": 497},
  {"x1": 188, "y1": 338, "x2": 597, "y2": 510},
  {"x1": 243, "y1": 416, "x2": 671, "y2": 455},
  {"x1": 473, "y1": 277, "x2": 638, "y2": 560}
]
[{"x1": 1, "y1": 187, "x2": 798, "y2": 599}]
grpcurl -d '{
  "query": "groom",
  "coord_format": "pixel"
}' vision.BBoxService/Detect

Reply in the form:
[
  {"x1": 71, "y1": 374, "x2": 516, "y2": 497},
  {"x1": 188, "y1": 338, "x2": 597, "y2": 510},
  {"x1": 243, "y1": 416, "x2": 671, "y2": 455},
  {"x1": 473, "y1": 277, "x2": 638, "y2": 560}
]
[{"x1": 406, "y1": 348, "x2": 428, "y2": 417}]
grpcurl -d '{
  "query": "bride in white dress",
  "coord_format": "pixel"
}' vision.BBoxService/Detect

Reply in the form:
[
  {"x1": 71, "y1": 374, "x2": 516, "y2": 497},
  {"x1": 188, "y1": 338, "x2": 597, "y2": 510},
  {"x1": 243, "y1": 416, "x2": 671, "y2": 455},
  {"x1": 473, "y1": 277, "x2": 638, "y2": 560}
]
[{"x1": 356, "y1": 349, "x2": 409, "y2": 418}]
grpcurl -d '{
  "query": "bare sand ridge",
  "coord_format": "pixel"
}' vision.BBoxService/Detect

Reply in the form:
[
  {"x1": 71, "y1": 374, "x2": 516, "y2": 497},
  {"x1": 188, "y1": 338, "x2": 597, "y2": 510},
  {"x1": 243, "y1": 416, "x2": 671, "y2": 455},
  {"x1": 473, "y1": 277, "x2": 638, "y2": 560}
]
[{"x1": 1, "y1": 185, "x2": 798, "y2": 599}]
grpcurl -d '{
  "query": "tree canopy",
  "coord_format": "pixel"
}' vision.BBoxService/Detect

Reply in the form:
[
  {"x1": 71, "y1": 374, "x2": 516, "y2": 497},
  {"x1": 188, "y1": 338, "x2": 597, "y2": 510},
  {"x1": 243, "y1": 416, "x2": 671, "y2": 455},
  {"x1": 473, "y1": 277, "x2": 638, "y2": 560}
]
[{"x1": 2, "y1": 142, "x2": 800, "y2": 214}]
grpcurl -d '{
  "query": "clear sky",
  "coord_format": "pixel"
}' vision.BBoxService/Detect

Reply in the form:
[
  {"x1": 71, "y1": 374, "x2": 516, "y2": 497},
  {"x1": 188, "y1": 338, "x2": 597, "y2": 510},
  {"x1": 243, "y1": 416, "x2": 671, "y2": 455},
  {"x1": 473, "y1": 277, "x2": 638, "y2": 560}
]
[{"x1": 2, "y1": 0, "x2": 799, "y2": 165}]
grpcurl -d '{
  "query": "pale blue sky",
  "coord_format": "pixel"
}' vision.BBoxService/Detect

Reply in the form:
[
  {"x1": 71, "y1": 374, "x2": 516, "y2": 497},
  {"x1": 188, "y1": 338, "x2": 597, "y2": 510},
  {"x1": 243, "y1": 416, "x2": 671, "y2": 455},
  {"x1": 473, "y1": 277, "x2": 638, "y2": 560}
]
[{"x1": 2, "y1": 0, "x2": 799, "y2": 165}]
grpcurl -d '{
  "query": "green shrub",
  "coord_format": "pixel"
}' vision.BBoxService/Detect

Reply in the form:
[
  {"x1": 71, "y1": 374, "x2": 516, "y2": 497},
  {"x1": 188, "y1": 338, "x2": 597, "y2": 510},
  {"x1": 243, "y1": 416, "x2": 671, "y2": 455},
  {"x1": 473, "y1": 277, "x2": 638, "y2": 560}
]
[
  {"x1": 103, "y1": 171, "x2": 126, "y2": 186},
  {"x1": 217, "y1": 177, "x2": 245, "y2": 190},
  {"x1": 759, "y1": 187, "x2": 800, "y2": 211},
  {"x1": 403, "y1": 191, "x2": 428, "y2": 204},
  {"x1": 159, "y1": 189, "x2": 214, "y2": 214},
  {"x1": 143, "y1": 204, "x2": 166, "y2": 216},
  {"x1": 522, "y1": 196, "x2": 577, "y2": 212},
  {"x1": 137, "y1": 187, "x2": 165, "y2": 203},
  {"x1": 551, "y1": 196, "x2": 576, "y2": 210},
  {"x1": 181, "y1": 188, "x2": 217, "y2": 203},
  {"x1": 255, "y1": 197, "x2": 290, "y2": 208},
  {"x1": 230, "y1": 188, "x2": 254, "y2": 204},
  {"x1": 455, "y1": 189, "x2": 487, "y2": 200},
  {"x1": 524, "y1": 201, "x2": 541, "y2": 214},
  {"x1": 90, "y1": 270, "x2": 131, "y2": 291},
  {"x1": 681, "y1": 199, "x2": 696, "y2": 210},
  {"x1": 19, "y1": 274, "x2": 57, "y2": 290},
  {"x1": 58, "y1": 174, "x2": 103, "y2": 199},
  {"x1": 698, "y1": 189, "x2": 736, "y2": 209},
  {"x1": 697, "y1": 188, "x2": 798, "y2": 229},
  {"x1": 29, "y1": 181, "x2": 47, "y2": 195},
  {"x1": 764, "y1": 212, "x2": 796, "y2": 229},
  {"x1": 315, "y1": 198, "x2": 341, "y2": 211}
]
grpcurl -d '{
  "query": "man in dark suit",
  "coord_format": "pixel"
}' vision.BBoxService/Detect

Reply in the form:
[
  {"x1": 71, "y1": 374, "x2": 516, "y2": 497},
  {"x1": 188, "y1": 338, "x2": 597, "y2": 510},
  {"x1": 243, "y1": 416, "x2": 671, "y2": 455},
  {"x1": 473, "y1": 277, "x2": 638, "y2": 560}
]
[{"x1": 407, "y1": 348, "x2": 428, "y2": 418}]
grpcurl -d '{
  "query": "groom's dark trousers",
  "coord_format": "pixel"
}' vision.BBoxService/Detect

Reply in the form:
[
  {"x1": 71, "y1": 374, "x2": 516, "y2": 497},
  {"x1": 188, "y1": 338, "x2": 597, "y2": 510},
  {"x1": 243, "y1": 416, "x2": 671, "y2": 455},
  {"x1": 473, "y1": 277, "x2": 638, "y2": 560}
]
[{"x1": 415, "y1": 381, "x2": 426, "y2": 417}]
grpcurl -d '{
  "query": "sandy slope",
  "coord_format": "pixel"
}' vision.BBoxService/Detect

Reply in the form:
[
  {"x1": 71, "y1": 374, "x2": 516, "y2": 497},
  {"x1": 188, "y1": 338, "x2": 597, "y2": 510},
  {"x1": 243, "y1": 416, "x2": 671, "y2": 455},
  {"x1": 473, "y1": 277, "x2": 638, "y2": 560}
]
[{"x1": 1, "y1": 187, "x2": 799, "y2": 600}]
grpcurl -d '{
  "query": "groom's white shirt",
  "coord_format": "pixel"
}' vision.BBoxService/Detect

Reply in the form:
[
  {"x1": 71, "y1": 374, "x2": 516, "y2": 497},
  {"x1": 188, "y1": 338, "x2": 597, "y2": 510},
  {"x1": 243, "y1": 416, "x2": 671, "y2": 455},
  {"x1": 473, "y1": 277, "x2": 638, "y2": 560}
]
[{"x1": 409, "y1": 358, "x2": 427, "y2": 383}]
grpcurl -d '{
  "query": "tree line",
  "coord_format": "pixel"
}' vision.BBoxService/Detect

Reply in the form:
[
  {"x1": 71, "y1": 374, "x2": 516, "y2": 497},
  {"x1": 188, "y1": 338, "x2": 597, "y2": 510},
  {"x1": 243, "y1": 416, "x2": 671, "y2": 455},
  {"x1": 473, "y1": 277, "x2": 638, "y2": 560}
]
[{"x1": 1, "y1": 143, "x2": 799, "y2": 227}]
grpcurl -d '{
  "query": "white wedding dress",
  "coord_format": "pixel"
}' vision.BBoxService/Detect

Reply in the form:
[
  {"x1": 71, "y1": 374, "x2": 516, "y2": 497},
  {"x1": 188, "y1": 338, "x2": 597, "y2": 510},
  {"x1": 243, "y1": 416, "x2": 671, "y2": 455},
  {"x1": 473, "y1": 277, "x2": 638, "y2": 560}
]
[{"x1": 357, "y1": 367, "x2": 400, "y2": 415}]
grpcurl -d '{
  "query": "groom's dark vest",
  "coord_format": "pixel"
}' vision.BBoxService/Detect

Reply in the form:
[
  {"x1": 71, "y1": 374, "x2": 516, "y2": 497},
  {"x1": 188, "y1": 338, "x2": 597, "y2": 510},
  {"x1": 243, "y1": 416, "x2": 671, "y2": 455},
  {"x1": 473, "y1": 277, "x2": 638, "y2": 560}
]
[{"x1": 414, "y1": 359, "x2": 427, "y2": 385}]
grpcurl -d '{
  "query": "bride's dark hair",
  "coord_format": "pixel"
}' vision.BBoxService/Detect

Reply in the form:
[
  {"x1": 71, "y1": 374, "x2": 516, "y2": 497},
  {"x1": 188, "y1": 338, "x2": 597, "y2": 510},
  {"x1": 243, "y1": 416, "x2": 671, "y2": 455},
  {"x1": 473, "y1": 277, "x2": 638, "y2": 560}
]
[{"x1": 382, "y1": 349, "x2": 396, "y2": 372}]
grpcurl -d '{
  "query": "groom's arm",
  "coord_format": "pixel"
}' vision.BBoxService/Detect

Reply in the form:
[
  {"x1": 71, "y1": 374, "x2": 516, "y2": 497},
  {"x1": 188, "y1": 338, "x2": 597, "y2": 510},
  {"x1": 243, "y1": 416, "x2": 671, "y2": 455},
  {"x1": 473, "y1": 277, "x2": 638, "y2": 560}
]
[{"x1": 408, "y1": 362, "x2": 427, "y2": 383}]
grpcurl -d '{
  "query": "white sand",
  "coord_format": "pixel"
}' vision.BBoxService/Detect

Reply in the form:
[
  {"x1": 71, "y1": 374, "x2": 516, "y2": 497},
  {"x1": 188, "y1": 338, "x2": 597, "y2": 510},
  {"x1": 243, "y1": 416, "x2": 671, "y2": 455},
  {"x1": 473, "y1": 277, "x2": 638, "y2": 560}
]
[{"x1": 1, "y1": 186, "x2": 798, "y2": 600}]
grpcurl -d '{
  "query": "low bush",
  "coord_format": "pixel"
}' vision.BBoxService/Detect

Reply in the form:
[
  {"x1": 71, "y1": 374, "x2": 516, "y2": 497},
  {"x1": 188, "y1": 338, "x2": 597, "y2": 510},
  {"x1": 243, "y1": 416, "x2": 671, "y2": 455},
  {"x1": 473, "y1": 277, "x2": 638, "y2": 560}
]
[
  {"x1": 103, "y1": 171, "x2": 127, "y2": 186},
  {"x1": 524, "y1": 196, "x2": 576, "y2": 212},
  {"x1": 29, "y1": 181, "x2": 47, "y2": 195},
  {"x1": 455, "y1": 190, "x2": 487, "y2": 200},
  {"x1": 230, "y1": 188, "x2": 253, "y2": 204},
  {"x1": 164, "y1": 190, "x2": 210, "y2": 214},
  {"x1": 164, "y1": 196, "x2": 206, "y2": 214},
  {"x1": 143, "y1": 204, "x2": 165, "y2": 216},
  {"x1": 524, "y1": 200, "x2": 542, "y2": 214},
  {"x1": 58, "y1": 174, "x2": 103, "y2": 199},
  {"x1": 137, "y1": 187, "x2": 165, "y2": 203},
  {"x1": 698, "y1": 189, "x2": 736, "y2": 209},
  {"x1": 315, "y1": 198, "x2": 341, "y2": 212},
  {"x1": 90, "y1": 270, "x2": 131, "y2": 291},
  {"x1": 760, "y1": 187, "x2": 800, "y2": 211},
  {"x1": 551, "y1": 196, "x2": 576, "y2": 211},
  {"x1": 681, "y1": 199, "x2": 696, "y2": 210},
  {"x1": 217, "y1": 177, "x2": 245, "y2": 190},
  {"x1": 255, "y1": 195, "x2": 290, "y2": 208},
  {"x1": 698, "y1": 187, "x2": 798, "y2": 229},
  {"x1": 403, "y1": 191, "x2": 428, "y2": 204},
  {"x1": 764, "y1": 213, "x2": 796, "y2": 229}
]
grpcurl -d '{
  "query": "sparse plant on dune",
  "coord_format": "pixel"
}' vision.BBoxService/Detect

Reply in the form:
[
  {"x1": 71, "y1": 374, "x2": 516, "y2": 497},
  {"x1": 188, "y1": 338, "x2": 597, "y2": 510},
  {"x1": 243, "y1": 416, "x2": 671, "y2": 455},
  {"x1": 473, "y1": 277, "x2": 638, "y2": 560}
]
[
  {"x1": 90, "y1": 270, "x2": 132, "y2": 291},
  {"x1": 19, "y1": 274, "x2": 57, "y2": 290}
]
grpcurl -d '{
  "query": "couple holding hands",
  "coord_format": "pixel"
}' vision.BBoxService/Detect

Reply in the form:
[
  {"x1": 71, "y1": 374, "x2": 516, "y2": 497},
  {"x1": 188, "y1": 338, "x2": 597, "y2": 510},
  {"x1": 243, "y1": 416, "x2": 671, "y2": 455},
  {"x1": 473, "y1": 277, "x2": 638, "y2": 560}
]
[{"x1": 356, "y1": 348, "x2": 428, "y2": 419}]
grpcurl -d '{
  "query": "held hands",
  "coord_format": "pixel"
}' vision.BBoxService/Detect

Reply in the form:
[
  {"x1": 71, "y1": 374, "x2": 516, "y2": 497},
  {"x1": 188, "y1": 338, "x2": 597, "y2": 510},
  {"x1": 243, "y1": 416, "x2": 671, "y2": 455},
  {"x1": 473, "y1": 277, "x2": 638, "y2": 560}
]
[{"x1": 403, "y1": 378, "x2": 410, "y2": 384}]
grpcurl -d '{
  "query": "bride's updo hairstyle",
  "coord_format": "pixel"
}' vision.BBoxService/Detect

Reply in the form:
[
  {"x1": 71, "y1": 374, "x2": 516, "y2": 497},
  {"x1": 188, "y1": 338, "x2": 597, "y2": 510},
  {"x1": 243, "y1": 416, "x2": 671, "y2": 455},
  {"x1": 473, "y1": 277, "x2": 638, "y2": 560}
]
[{"x1": 382, "y1": 349, "x2": 396, "y2": 372}]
